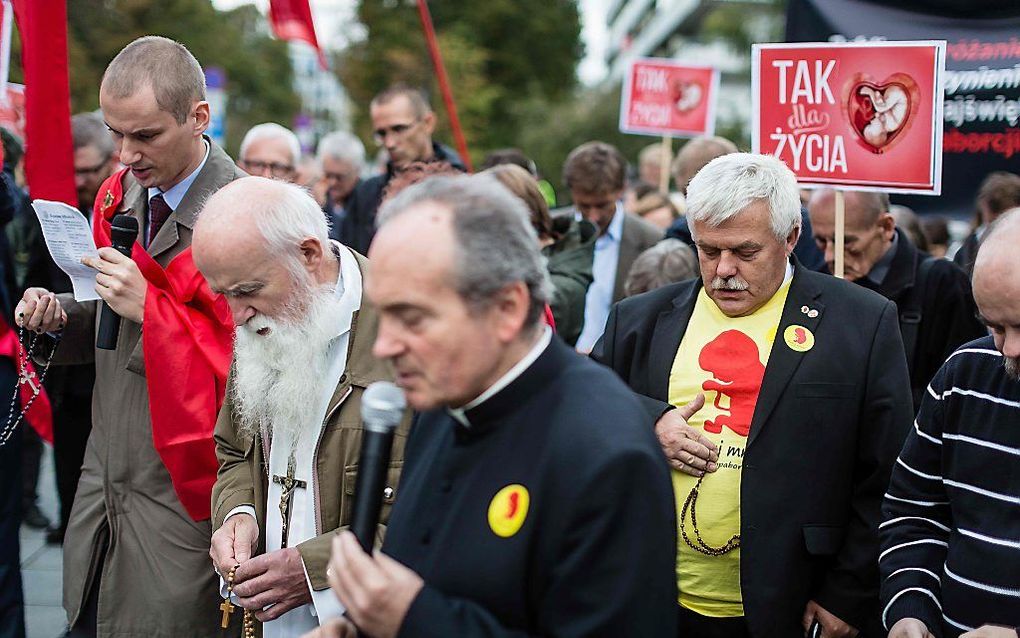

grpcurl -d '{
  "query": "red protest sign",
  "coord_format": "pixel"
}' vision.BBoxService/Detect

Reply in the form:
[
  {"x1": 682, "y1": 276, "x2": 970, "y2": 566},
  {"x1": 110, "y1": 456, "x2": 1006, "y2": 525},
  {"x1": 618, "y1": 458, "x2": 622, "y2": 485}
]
[
  {"x1": 620, "y1": 58, "x2": 719, "y2": 138},
  {"x1": 753, "y1": 41, "x2": 946, "y2": 195}
]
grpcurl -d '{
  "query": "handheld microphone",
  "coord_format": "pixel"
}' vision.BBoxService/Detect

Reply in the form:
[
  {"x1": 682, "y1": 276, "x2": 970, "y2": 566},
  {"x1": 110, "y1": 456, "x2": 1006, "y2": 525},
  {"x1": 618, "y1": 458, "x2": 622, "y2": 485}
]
[
  {"x1": 96, "y1": 214, "x2": 139, "y2": 350},
  {"x1": 350, "y1": 381, "x2": 405, "y2": 552}
]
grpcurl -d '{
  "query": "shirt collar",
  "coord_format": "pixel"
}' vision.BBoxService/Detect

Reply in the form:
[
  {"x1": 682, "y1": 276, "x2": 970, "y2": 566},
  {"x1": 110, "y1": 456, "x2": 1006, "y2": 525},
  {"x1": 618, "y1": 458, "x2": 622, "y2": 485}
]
[
  {"x1": 329, "y1": 240, "x2": 362, "y2": 340},
  {"x1": 448, "y1": 326, "x2": 553, "y2": 427},
  {"x1": 866, "y1": 232, "x2": 898, "y2": 286},
  {"x1": 147, "y1": 139, "x2": 210, "y2": 210},
  {"x1": 603, "y1": 202, "x2": 625, "y2": 243}
]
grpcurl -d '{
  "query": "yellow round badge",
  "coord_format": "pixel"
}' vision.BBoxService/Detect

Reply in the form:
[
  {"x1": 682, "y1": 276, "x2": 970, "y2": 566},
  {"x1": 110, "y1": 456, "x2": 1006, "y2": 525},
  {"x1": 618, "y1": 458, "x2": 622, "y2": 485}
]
[
  {"x1": 783, "y1": 325, "x2": 815, "y2": 353},
  {"x1": 487, "y1": 484, "x2": 530, "y2": 538}
]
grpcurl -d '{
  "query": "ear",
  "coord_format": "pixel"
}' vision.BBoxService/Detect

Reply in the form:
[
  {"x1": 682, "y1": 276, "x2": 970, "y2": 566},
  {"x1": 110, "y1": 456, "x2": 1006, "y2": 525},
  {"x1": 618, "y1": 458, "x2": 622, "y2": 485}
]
[
  {"x1": 785, "y1": 224, "x2": 801, "y2": 256},
  {"x1": 298, "y1": 237, "x2": 326, "y2": 275},
  {"x1": 422, "y1": 111, "x2": 437, "y2": 136},
  {"x1": 192, "y1": 101, "x2": 211, "y2": 136},
  {"x1": 878, "y1": 212, "x2": 896, "y2": 239},
  {"x1": 491, "y1": 281, "x2": 531, "y2": 344}
]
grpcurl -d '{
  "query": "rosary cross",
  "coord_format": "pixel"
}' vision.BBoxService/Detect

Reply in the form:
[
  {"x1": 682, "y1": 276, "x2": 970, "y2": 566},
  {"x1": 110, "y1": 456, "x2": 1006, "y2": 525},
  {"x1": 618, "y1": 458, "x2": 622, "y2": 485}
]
[
  {"x1": 19, "y1": 370, "x2": 39, "y2": 395},
  {"x1": 272, "y1": 456, "x2": 306, "y2": 547}
]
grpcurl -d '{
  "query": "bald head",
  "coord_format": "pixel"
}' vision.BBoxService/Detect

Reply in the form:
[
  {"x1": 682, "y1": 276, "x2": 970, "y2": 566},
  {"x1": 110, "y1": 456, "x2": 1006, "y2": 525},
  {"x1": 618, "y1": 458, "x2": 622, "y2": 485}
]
[
  {"x1": 973, "y1": 208, "x2": 1020, "y2": 377},
  {"x1": 102, "y1": 36, "x2": 205, "y2": 124},
  {"x1": 194, "y1": 177, "x2": 335, "y2": 317},
  {"x1": 672, "y1": 136, "x2": 738, "y2": 195}
]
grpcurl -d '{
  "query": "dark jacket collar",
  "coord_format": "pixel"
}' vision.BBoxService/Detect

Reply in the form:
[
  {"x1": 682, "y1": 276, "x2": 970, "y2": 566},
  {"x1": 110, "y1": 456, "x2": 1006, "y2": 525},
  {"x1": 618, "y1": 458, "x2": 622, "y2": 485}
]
[
  {"x1": 862, "y1": 228, "x2": 919, "y2": 300},
  {"x1": 384, "y1": 141, "x2": 466, "y2": 180},
  {"x1": 457, "y1": 336, "x2": 571, "y2": 438}
]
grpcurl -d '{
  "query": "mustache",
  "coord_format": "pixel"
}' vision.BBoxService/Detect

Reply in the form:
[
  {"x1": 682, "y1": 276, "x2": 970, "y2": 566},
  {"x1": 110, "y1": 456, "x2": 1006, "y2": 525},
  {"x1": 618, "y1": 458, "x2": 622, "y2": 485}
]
[{"x1": 710, "y1": 276, "x2": 750, "y2": 291}]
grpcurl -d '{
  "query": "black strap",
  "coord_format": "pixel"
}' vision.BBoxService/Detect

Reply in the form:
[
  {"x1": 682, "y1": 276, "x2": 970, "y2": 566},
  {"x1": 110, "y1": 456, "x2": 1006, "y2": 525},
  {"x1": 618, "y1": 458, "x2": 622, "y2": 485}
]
[{"x1": 900, "y1": 256, "x2": 935, "y2": 406}]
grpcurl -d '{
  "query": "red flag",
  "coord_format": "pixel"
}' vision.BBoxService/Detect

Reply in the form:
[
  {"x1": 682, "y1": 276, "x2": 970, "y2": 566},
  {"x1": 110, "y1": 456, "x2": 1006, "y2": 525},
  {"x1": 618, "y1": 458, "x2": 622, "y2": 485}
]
[
  {"x1": 268, "y1": 0, "x2": 327, "y2": 70},
  {"x1": 93, "y1": 170, "x2": 234, "y2": 522},
  {"x1": 11, "y1": 0, "x2": 75, "y2": 205}
]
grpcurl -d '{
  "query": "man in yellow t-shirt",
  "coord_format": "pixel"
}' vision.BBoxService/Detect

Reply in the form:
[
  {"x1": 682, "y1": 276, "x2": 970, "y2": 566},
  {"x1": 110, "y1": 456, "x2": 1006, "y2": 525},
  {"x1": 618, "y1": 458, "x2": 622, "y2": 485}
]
[
  {"x1": 592, "y1": 153, "x2": 913, "y2": 638},
  {"x1": 669, "y1": 276, "x2": 791, "y2": 618}
]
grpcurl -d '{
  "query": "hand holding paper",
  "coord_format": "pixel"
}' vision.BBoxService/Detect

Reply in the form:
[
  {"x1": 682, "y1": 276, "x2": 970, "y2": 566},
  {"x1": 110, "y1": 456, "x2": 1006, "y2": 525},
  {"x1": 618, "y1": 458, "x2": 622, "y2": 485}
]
[{"x1": 30, "y1": 199, "x2": 102, "y2": 302}]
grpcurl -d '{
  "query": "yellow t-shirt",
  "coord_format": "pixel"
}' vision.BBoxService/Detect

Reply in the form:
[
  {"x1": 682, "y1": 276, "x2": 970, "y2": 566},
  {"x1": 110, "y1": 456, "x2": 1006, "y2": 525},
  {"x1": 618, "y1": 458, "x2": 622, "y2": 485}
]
[{"x1": 668, "y1": 280, "x2": 791, "y2": 617}]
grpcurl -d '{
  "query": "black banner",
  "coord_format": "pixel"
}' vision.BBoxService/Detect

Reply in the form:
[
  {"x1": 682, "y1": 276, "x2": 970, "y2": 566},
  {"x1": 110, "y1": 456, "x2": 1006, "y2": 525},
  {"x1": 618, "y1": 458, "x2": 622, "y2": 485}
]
[{"x1": 786, "y1": 0, "x2": 1020, "y2": 218}]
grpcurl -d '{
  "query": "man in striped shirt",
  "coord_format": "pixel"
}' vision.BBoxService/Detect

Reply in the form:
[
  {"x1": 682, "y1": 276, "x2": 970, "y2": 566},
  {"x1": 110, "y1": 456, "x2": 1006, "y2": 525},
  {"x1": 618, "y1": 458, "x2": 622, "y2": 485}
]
[{"x1": 880, "y1": 208, "x2": 1020, "y2": 638}]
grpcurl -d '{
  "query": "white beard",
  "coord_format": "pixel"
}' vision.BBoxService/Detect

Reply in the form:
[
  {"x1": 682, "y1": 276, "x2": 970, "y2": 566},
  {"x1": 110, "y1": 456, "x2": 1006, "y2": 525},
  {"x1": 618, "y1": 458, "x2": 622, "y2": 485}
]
[{"x1": 231, "y1": 282, "x2": 345, "y2": 450}]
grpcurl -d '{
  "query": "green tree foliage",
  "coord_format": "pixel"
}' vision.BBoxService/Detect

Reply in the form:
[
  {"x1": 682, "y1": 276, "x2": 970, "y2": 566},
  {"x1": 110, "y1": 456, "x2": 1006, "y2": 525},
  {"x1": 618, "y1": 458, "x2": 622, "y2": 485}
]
[
  {"x1": 58, "y1": 0, "x2": 298, "y2": 155},
  {"x1": 342, "y1": 0, "x2": 583, "y2": 164}
]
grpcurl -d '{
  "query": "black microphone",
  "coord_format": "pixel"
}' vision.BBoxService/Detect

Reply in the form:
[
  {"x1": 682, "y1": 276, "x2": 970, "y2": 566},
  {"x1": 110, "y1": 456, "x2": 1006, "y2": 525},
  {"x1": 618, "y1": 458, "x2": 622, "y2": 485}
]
[
  {"x1": 350, "y1": 381, "x2": 405, "y2": 552},
  {"x1": 96, "y1": 214, "x2": 139, "y2": 350}
]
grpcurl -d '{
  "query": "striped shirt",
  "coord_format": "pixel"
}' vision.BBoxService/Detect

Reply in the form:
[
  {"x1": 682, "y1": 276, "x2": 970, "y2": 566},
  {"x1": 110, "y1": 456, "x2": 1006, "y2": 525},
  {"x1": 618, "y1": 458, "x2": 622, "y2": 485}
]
[{"x1": 879, "y1": 336, "x2": 1020, "y2": 636}]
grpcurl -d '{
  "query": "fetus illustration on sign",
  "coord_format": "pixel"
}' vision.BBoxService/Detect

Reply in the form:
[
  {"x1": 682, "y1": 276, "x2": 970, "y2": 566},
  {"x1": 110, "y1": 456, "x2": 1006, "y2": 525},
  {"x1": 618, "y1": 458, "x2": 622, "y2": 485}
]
[
  {"x1": 672, "y1": 78, "x2": 703, "y2": 114},
  {"x1": 843, "y1": 72, "x2": 920, "y2": 154}
]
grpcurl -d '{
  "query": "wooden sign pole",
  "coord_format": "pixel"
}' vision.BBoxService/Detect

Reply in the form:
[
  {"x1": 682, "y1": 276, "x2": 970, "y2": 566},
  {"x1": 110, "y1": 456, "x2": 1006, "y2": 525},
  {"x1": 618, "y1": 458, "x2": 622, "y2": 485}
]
[
  {"x1": 659, "y1": 135, "x2": 672, "y2": 194},
  {"x1": 834, "y1": 189, "x2": 845, "y2": 279}
]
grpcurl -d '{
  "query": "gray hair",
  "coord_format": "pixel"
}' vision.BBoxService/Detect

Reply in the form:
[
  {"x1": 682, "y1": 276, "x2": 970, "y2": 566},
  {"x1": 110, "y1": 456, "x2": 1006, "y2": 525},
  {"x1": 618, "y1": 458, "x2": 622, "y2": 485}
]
[
  {"x1": 624, "y1": 239, "x2": 699, "y2": 297},
  {"x1": 71, "y1": 111, "x2": 114, "y2": 158},
  {"x1": 239, "y1": 123, "x2": 302, "y2": 166},
  {"x1": 377, "y1": 175, "x2": 552, "y2": 329},
  {"x1": 686, "y1": 153, "x2": 801, "y2": 241},
  {"x1": 316, "y1": 131, "x2": 366, "y2": 171},
  {"x1": 101, "y1": 36, "x2": 205, "y2": 125}
]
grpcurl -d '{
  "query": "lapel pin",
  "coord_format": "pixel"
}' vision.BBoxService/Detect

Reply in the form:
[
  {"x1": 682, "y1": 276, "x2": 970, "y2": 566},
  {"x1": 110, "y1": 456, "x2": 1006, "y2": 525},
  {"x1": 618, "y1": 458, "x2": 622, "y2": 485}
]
[
  {"x1": 784, "y1": 325, "x2": 815, "y2": 353},
  {"x1": 800, "y1": 305, "x2": 809, "y2": 314},
  {"x1": 807, "y1": 309, "x2": 819, "y2": 318}
]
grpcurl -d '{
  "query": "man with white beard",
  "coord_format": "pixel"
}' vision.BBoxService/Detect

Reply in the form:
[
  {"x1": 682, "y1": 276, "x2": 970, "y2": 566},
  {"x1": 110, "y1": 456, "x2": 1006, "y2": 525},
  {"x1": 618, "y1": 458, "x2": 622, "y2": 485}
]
[{"x1": 195, "y1": 176, "x2": 408, "y2": 636}]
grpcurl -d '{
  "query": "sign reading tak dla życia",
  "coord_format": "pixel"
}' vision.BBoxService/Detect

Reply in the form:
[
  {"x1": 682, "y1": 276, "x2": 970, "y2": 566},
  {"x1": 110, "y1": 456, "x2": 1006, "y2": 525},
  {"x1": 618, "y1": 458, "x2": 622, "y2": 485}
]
[{"x1": 753, "y1": 41, "x2": 946, "y2": 195}]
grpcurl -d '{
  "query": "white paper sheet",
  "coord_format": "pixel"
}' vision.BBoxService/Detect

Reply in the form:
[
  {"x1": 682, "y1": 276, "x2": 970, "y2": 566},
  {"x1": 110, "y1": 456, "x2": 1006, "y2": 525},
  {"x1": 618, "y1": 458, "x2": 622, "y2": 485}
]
[{"x1": 30, "y1": 199, "x2": 102, "y2": 302}]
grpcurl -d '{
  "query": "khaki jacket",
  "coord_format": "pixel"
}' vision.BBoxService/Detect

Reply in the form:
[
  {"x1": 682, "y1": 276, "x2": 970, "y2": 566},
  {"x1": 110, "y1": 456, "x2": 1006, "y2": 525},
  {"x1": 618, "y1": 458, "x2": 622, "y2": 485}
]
[
  {"x1": 52, "y1": 140, "x2": 246, "y2": 636},
  {"x1": 212, "y1": 250, "x2": 409, "y2": 592}
]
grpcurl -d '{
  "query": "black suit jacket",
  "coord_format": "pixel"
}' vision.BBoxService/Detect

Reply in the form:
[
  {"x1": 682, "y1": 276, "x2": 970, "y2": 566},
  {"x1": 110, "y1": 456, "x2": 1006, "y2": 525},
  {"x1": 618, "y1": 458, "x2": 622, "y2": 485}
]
[
  {"x1": 592, "y1": 260, "x2": 913, "y2": 638},
  {"x1": 384, "y1": 338, "x2": 678, "y2": 637}
]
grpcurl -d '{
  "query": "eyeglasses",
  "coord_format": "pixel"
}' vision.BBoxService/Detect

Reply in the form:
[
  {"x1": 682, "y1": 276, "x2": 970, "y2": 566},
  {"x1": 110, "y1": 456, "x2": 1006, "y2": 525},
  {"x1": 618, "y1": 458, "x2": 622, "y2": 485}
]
[
  {"x1": 242, "y1": 160, "x2": 295, "y2": 178},
  {"x1": 75, "y1": 159, "x2": 111, "y2": 177},
  {"x1": 373, "y1": 121, "x2": 419, "y2": 145}
]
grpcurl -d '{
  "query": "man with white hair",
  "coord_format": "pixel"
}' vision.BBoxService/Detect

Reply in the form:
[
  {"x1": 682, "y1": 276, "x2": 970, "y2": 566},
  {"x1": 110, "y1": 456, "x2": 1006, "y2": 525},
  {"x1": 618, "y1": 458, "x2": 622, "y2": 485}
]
[
  {"x1": 593, "y1": 153, "x2": 913, "y2": 638},
  {"x1": 196, "y1": 177, "x2": 408, "y2": 636},
  {"x1": 316, "y1": 130, "x2": 365, "y2": 241},
  {"x1": 239, "y1": 122, "x2": 302, "y2": 182}
]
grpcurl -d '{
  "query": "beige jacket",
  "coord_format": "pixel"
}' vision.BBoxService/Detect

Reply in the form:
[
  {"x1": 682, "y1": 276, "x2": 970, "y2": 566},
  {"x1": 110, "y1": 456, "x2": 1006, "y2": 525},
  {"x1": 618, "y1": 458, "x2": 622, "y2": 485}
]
[{"x1": 212, "y1": 250, "x2": 409, "y2": 593}]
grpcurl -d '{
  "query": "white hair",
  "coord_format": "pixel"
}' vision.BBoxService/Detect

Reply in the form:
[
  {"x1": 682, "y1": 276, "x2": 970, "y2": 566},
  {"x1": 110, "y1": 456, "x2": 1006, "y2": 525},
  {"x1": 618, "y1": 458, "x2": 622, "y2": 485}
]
[
  {"x1": 686, "y1": 153, "x2": 801, "y2": 241},
  {"x1": 249, "y1": 179, "x2": 331, "y2": 277},
  {"x1": 239, "y1": 122, "x2": 302, "y2": 166},
  {"x1": 317, "y1": 130, "x2": 366, "y2": 172}
]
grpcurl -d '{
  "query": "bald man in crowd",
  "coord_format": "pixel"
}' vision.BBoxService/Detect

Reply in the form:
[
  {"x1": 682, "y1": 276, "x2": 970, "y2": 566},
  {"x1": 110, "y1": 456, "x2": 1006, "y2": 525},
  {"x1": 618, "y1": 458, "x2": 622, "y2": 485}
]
[
  {"x1": 809, "y1": 189, "x2": 984, "y2": 409},
  {"x1": 881, "y1": 209, "x2": 1020, "y2": 637}
]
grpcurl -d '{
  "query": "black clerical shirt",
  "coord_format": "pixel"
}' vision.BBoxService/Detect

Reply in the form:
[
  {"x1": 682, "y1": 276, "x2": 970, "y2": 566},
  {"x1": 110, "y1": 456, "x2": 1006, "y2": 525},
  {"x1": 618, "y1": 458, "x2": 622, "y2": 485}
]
[{"x1": 383, "y1": 337, "x2": 678, "y2": 637}]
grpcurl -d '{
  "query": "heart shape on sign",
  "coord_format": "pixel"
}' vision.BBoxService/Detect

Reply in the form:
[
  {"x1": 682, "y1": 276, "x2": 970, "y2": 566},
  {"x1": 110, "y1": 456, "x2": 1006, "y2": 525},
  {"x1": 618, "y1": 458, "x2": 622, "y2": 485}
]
[
  {"x1": 672, "y1": 79, "x2": 703, "y2": 114},
  {"x1": 842, "y1": 72, "x2": 921, "y2": 154}
]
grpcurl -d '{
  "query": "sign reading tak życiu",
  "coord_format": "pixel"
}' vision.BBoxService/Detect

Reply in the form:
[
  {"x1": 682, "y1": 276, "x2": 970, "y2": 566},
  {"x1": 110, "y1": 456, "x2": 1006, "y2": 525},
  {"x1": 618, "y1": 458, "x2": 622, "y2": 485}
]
[{"x1": 753, "y1": 41, "x2": 946, "y2": 195}]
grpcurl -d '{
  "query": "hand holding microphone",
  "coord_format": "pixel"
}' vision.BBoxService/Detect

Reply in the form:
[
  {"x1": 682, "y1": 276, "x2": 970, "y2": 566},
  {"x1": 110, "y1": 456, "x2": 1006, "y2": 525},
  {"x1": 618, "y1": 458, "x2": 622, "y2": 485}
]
[
  {"x1": 350, "y1": 381, "x2": 406, "y2": 551},
  {"x1": 84, "y1": 215, "x2": 144, "y2": 347}
]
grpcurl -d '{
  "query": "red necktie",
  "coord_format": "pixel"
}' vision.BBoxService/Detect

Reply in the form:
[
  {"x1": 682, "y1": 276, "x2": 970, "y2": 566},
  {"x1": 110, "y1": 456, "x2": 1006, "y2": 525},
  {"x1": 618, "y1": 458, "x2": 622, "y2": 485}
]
[{"x1": 148, "y1": 193, "x2": 172, "y2": 248}]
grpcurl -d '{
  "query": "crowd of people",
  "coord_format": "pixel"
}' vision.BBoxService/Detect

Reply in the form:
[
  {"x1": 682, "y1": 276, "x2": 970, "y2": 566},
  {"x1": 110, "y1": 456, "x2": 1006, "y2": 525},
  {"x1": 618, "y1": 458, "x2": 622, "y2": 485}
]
[{"x1": 0, "y1": 34, "x2": 1017, "y2": 638}]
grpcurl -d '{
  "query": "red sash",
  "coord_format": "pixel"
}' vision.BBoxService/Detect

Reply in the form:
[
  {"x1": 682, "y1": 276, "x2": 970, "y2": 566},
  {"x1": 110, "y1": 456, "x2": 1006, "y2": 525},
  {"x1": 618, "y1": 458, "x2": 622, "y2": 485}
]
[
  {"x1": 92, "y1": 169, "x2": 233, "y2": 521},
  {"x1": 0, "y1": 322, "x2": 53, "y2": 443}
]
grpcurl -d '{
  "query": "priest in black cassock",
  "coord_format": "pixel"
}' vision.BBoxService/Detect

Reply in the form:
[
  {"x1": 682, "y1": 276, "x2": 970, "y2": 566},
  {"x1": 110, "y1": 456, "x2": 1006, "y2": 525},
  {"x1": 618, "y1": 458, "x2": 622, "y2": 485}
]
[{"x1": 304, "y1": 175, "x2": 678, "y2": 638}]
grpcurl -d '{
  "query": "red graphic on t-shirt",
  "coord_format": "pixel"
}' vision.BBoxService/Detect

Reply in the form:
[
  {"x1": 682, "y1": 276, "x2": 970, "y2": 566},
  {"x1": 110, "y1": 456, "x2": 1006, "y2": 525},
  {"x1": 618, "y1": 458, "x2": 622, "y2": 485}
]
[{"x1": 698, "y1": 330, "x2": 765, "y2": 437}]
